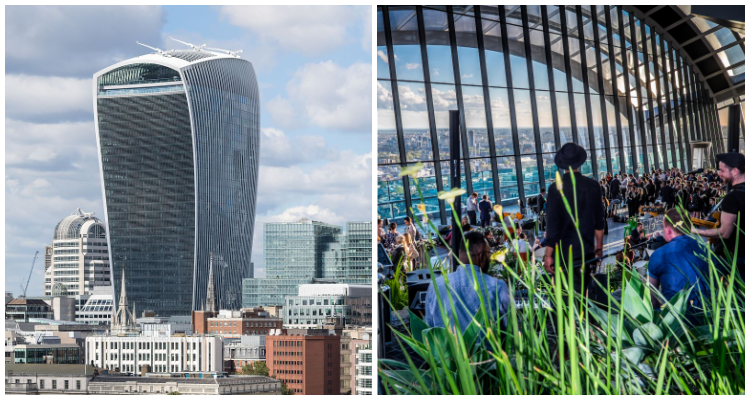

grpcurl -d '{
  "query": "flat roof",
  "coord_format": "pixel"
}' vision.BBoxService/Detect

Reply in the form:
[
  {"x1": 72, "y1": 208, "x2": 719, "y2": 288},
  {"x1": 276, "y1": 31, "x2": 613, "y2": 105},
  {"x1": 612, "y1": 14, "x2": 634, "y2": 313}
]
[{"x1": 90, "y1": 375, "x2": 278, "y2": 385}]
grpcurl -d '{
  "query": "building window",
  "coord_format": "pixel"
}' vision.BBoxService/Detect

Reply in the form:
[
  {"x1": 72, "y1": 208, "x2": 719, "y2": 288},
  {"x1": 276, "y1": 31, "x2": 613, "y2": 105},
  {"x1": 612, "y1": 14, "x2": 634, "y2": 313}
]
[
  {"x1": 40, "y1": 380, "x2": 45, "y2": 389},
  {"x1": 52, "y1": 380, "x2": 57, "y2": 389},
  {"x1": 64, "y1": 380, "x2": 69, "y2": 389},
  {"x1": 76, "y1": 380, "x2": 81, "y2": 390}
]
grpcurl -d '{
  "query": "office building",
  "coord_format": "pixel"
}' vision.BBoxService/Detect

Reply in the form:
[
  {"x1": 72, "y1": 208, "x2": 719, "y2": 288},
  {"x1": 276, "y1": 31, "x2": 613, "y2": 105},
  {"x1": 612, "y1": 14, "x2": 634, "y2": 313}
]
[
  {"x1": 195, "y1": 309, "x2": 283, "y2": 338},
  {"x1": 353, "y1": 336, "x2": 373, "y2": 395},
  {"x1": 44, "y1": 208, "x2": 110, "y2": 297},
  {"x1": 11, "y1": 343, "x2": 81, "y2": 364},
  {"x1": 321, "y1": 222, "x2": 373, "y2": 285},
  {"x1": 266, "y1": 330, "x2": 341, "y2": 395},
  {"x1": 5, "y1": 299, "x2": 53, "y2": 322},
  {"x1": 283, "y1": 284, "x2": 372, "y2": 329},
  {"x1": 85, "y1": 334, "x2": 223, "y2": 374},
  {"x1": 377, "y1": 5, "x2": 744, "y2": 224},
  {"x1": 243, "y1": 220, "x2": 373, "y2": 308},
  {"x1": 93, "y1": 45, "x2": 260, "y2": 316}
]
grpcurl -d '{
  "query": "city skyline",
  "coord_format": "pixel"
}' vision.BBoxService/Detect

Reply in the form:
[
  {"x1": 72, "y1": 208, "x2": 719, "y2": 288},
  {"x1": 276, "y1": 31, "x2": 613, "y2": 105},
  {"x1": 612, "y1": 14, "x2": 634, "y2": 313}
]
[{"x1": 5, "y1": 5, "x2": 373, "y2": 296}]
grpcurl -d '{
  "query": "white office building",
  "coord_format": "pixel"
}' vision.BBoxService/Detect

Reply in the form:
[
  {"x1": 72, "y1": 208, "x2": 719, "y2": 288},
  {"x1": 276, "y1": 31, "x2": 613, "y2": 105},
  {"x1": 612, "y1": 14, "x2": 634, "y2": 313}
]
[
  {"x1": 85, "y1": 335, "x2": 222, "y2": 374},
  {"x1": 45, "y1": 208, "x2": 110, "y2": 297},
  {"x1": 283, "y1": 284, "x2": 371, "y2": 329}
]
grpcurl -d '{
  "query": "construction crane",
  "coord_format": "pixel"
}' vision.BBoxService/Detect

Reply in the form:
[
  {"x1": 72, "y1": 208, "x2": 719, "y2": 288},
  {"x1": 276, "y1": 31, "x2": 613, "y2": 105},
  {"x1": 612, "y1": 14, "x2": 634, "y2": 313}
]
[{"x1": 20, "y1": 251, "x2": 39, "y2": 298}]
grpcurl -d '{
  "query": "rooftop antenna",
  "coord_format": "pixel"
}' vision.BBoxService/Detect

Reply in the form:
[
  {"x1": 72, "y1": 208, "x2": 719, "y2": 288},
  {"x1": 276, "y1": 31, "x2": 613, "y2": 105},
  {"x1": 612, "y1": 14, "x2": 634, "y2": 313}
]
[
  {"x1": 204, "y1": 47, "x2": 243, "y2": 57},
  {"x1": 169, "y1": 37, "x2": 207, "y2": 51},
  {"x1": 136, "y1": 41, "x2": 166, "y2": 54}
]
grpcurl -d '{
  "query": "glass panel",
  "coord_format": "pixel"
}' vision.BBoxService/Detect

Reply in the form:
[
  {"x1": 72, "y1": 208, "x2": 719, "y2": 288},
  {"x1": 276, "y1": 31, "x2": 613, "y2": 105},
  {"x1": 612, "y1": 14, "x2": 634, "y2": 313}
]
[
  {"x1": 514, "y1": 89, "x2": 535, "y2": 154},
  {"x1": 569, "y1": 36, "x2": 585, "y2": 93},
  {"x1": 489, "y1": 87, "x2": 514, "y2": 156},
  {"x1": 574, "y1": 92, "x2": 589, "y2": 148},
  {"x1": 605, "y1": 96, "x2": 619, "y2": 149},
  {"x1": 431, "y1": 83, "x2": 458, "y2": 160},
  {"x1": 423, "y1": 9, "x2": 455, "y2": 84},
  {"x1": 536, "y1": 91, "x2": 555, "y2": 152},
  {"x1": 590, "y1": 93, "x2": 604, "y2": 149},
  {"x1": 507, "y1": 23, "x2": 529, "y2": 89},
  {"x1": 557, "y1": 92, "x2": 573, "y2": 144},
  {"x1": 549, "y1": 33, "x2": 568, "y2": 92},
  {"x1": 717, "y1": 44, "x2": 744, "y2": 68},
  {"x1": 455, "y1": 14, "x2": 483, "y2": 86},
  {"x1": 470, "y1": 158, "x2": 494, "y2": 199},
  {"x1": 483, "y1": 19, "x2": 507, "y2": 87},
  {"x1": 529, "y1": 29, "x2": 550, "y2": 91},
  {"x1": 462, "y1": 85, "x2": 490, "y2": 157},
  {"x1": 377, "y1": 80, "x2": 400, "y2": 164},
  {"x1": 397, "y1": 81, "x2": 433, "y2": 161},
  {"x1": 377, "y1": 46, "x2": 391, "y2": 80},
  {"x1": 520, "y1": 154, "x2": 538, "y2": 184}
]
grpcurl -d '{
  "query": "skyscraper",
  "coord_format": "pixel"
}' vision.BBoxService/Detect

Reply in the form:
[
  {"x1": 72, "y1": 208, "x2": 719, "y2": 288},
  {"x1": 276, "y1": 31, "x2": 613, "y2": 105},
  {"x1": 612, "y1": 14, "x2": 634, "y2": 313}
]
[{"x1": 93, "y1": 45, "x2": 260, "y2": 316}]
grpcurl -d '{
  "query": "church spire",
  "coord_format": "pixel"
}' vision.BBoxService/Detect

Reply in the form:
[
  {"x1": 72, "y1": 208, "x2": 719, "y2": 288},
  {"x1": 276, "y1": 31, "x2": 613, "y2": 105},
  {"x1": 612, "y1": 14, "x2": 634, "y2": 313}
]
[
  {"x1": 206, "y1": 252, "x2": 217, "y2": 313},
  {"x1": 112, "y1": 265, "x2": 135, "y2": 332}
]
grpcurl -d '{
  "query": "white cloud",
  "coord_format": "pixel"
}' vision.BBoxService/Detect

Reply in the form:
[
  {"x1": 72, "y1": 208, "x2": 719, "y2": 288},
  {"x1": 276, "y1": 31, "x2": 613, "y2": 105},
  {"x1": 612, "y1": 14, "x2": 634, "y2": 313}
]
[
  {"x1": 462, "y1": 74, "x2": 473, "y2": 79},
  {"x1": 219, "y1": 6, "x2": 359, "y2": 56},
  {"x1": 405, "y1": 63, "x2": 420, "y2": 70},
  {"x1": 6, "y1": 74, "x2": 92, "y2": 121},
  {"x1": 268, "y1": 61, "x2": 371, "y2": 132},
  {"x1": 377, "y1": 50, "x2": 389, "y2": 64},
  {"x1": 260, "y1": 127, "x2": 340, "y2": 166},
  {"x1": 361, "y1": 6, "x2": 372, "y2": 52},
  {"x1": 6, "y1": 6, "x2": 164, "y2": 77}
]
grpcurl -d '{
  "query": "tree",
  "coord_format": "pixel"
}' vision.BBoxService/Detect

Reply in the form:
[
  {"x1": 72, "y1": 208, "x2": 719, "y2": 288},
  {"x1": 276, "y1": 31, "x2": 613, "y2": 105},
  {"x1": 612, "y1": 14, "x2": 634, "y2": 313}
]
[
  {"x1": 271, "y1": 375, "x2": 295, "y2": 395},
  {"x1": 167, "y1": 391, "x2": 182, "y2": 395},
  {"x1": 239, "y1": 361, "x2": 269, "y2": 376}
]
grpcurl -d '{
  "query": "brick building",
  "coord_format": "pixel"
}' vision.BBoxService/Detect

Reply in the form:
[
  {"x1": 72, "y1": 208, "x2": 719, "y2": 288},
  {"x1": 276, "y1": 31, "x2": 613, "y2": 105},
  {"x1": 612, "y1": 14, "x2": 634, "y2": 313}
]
[
  {"x1": 266, "y1": 330, "x2": 340, "y2": 395},
  {"x1": 193, "y1": 308, "x2": 282, "y2": 338}
]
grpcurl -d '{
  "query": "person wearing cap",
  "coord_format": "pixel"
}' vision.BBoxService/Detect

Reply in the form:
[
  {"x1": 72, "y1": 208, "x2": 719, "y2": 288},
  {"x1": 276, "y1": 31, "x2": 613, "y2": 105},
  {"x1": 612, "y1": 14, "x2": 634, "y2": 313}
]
[
  {"x1": 544, "y1": 143, "x2": 605, "y2": 295},
  {"x1": 692, "y1": 152, "x2": 745, "y2": 281}
]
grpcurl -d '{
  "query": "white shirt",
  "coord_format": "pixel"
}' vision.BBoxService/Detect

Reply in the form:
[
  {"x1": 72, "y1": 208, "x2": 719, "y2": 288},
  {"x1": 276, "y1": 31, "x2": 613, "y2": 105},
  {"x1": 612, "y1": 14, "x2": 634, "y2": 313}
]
[
  {"x1": 466, "y1": 196, "x2": 477, "y2": 212},
  {"x1": 404, "y1": 224, "x2": 417, "y2": 240}
]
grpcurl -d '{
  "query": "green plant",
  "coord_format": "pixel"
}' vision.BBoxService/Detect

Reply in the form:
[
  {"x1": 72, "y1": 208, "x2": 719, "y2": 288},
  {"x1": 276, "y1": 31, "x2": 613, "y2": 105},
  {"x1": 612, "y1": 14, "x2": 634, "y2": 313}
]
[
  {"x1": 239, "y1": 361, "x2": 269, "y2": 376},
  {"x1": 383, "y1": 256, "x2": 409, "y2": 312},
  {"x1": 378, "y1": 165, "x2": 745, "y2": 395}
]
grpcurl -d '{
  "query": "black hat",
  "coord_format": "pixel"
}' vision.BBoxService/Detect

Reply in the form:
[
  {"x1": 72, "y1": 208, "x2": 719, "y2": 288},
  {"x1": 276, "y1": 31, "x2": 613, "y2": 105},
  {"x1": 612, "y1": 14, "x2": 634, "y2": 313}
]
[
  {"x1": 717, "y1": 152, "x2": 744, "y2": 171},
  {"x1": 554, "y1": 143, "x2": 587, "y2": 170}
]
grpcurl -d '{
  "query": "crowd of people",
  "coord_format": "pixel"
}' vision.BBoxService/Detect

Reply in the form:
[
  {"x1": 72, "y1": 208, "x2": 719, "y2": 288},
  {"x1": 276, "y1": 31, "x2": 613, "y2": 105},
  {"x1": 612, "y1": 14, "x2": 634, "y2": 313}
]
[
  {"x1": 418, "y1": 142, "x2": 744, "y2": 334},
  {"x1": 600, "y1": 168, "x2": 727, "y2": 219}
]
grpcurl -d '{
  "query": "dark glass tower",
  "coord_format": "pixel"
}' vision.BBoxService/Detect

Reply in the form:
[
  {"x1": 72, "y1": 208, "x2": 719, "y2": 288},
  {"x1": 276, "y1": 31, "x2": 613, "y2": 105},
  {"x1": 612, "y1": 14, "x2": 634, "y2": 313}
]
[{"x1": 94, "y1": 49, "x2": 260, "y2": 316}]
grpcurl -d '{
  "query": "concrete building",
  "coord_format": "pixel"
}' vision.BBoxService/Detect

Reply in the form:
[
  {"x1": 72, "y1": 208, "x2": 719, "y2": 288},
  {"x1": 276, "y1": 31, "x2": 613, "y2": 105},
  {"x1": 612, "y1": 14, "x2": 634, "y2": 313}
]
[
  {"x1": 4, "y1": 364, "x2": 98, "y2": 395},
  {"x1": 45, "y1": 208, "x2": 110, "y2": 297},
  {"x1": 138, "y1": 315, "x2": 193, "y2": 337},
  {"x1": 353, "y1": 332, "x2": 373, "y2": 396},
  {"x1": 223, "y1": 335, "x2": 266, "y2": 373},
  {"x1": 4, "y1": 364, "x2": 281, "y2": 395},
  {"x1": 75, "y1": 286, "x2": 115, "y2": 325},
  {"x1": 5, "y1": 298, "x2": 53, "y2": 322},
  {"x1": 85, "y1": 335, "x2": 223, "y2": 374},
  {"x1": 94, "y1": 46, "x2": 260, "y2": 316},
  {"x1": 283, "y1": 284, "x2": 372, "y2": 329},
  {"x1": 266, "y1": 329, "x2": 340, "y2": 395},
  {"x1": 87, "y1": 374, "x2": 281, "y2": 395}
]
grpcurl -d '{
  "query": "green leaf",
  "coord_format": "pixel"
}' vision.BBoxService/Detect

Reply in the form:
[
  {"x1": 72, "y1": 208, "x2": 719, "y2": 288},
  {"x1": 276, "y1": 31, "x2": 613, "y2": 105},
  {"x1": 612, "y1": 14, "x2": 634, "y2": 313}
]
[
  {"x1": 588, "y1": 303, "x2": 634, "y2": 345},
  {"x1": 621, "y1": 347, "x2": 646, "y2": 365},
  {"x1": 423, "y1": 327, "x2": 456, "y2": 372},
  {"x1": 410, "y1": 309, "x2": 430, "y2": 344},
  {"x1": 633, "y1": 322, "x2": 664, "y2": 348},
  {"x1": 380, "y1": 369, "x2": 432, "y2": 394},
  {"x1": 658, "y1": 285, "x2": 693, "y2": 338},
  {"x1": 622, "y1": 277, "x2": 653, "y2": 323},
  {"x1": 462, "y1": 310, "x2": 483, "y2": 354}
]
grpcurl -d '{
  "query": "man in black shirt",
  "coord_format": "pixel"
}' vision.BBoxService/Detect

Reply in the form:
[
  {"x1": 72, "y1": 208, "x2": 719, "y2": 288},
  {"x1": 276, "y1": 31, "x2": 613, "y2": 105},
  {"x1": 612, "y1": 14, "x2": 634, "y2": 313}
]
[
  {"x1": 692, "y1": 152, "x2": 744, "y2": 281},
  {"x1": 660, "y1": 181, "x2": 674, "y2": 209},
  {"x1": 609, "y1": 175, "x2": 621, "y2": 200},
  {"x1": 544, "y1": 143, "x2": 605, "y2": 294}
]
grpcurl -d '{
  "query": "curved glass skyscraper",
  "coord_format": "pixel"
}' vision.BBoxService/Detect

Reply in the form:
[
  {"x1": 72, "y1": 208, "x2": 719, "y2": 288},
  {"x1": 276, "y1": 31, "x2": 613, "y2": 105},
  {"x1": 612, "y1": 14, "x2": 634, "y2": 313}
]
[
  {"x1": 377, "y1": 6, "x2": 743, "y2": 225},
  {"x1": 94, "y1": 48, "x2": 260, "y2": 316}
]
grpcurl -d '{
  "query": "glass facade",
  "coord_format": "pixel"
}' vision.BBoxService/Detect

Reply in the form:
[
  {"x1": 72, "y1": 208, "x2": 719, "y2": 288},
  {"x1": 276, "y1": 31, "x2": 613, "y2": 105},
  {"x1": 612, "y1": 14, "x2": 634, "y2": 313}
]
[
  {"x1": 243, "y1": 221, "x2": 372, "y2": 308},
  {"x1": 378, "y1": 5, "x2": 728, "y2": 225},
  {"x1": 95, "y1": 52, "x2": 260, "y2": 316}
]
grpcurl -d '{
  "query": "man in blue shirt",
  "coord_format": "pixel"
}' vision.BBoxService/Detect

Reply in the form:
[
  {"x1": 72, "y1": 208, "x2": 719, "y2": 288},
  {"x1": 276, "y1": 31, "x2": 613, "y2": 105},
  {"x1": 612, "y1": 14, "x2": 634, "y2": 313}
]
[
  {"x1": 648, "y1": 208, "x2": 712, "y2": 326},
  {"x1": 424, "y1": 231, "x2": 511, "y2": 333}
]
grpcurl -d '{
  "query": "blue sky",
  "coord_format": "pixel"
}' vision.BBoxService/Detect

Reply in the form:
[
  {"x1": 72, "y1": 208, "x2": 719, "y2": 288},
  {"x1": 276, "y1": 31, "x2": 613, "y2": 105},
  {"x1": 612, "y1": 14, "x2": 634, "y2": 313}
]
[{"x1": 5, "y1": 5, "x2": 373, "y2": 295}]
